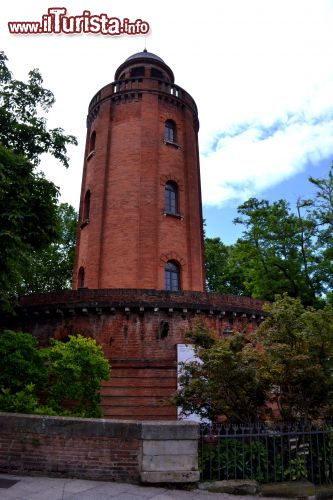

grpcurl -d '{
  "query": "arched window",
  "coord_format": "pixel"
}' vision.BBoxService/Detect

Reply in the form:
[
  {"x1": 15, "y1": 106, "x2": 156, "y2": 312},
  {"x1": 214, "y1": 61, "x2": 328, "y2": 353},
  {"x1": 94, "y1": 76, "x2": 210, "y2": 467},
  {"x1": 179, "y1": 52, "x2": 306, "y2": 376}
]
[
  {"x1": 165, "y1": 181, "x2": 178, "y2": 214},
  {"x1": 78, "y1": 267, "x2": 85, "y2": 288},
  {"x1": 89, "y1": 131, "x2": 96, "y2": 152},
  {"x1": 165, "y1": 260, "x2": 180, "y2": 291},
  {"x1": 83, "y1": 190, "x2": 91, "y2": 221},
  {"x1": 164, "y1": 120, "x2": 176, "y2": 143}
]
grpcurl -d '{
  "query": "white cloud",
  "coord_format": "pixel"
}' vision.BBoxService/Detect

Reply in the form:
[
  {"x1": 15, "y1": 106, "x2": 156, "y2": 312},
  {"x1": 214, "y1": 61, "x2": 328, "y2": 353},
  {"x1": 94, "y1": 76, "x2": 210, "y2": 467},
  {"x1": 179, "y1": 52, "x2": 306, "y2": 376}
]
[
  {"x1": 201, "y1": 110, "x2": 333, "y2": 206},
  {"x1": 1, "y1": 0, "x2": 333, "y2": 209},
  {"x1": 197, "y1": 0, "x2": 333, "y2": 206}
]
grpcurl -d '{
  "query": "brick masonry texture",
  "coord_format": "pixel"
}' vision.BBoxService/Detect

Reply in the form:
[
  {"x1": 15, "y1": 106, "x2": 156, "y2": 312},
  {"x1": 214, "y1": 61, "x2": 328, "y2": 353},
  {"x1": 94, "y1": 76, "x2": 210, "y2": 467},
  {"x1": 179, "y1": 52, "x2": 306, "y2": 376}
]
[
  {"x1": 19, "y1": 288, "x2": 264, "y2": 311},
  {"x1": 0, "y1": 413, "x2": 141, "y2": 481},
  {"x1": 4, "y1": 289, "x2": 265, "y2": 420},
  {"x1": 0, "y1": 413, "x2": 199, "y2": 483}
]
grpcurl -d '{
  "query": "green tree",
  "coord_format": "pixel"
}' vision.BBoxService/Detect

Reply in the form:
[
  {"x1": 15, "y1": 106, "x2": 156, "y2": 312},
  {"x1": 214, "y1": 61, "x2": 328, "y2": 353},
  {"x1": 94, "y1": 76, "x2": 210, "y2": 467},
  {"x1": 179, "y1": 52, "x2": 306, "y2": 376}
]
[
  {"x1": 0, "y1": 52, "x2": 77, "y2": 310},
  {"x1": 233, "y1": 198, "x2": 320, "y2": 305},
  {"x1": 253, "y1": 295, "x2": 333, "y2": 421},
  {"x1": 44, "y1": 335, "x2": 111, "y2": 418},
  {"x1": 308, "y1": 164, "x2": 333, "y2": 297},
  {"x1": 204, "y1": 166, "x2": 333, "y2": 306},
  {"x1": 174, "y1": 297, "x2": 333, "y2": 423},
  {"x1": 20, "y1": 203, "x2": 77, "y2": 294},
  {"x1": 205, "y1": 237, "x2": 246, "y2": 295},
  {"x1": 0, "y1": 52, "x2": 76, "y2": 167},
  {"x1": 309, "y1": 164, "x2": 333, "y2": 238},
  {"x1": 0, "y1": 146, "x2": 60, "y2": 309},
  {"x1": 174, "y1": 322, "x2": 268, "y2": 423}
]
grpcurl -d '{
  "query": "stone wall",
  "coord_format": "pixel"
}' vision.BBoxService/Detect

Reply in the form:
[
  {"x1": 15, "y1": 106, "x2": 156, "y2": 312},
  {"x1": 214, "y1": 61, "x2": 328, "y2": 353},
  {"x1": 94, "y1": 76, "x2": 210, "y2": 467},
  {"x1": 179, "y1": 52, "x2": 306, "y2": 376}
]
[{"x1": 0, "y1": 413, "x2": 199, "y2": 483}]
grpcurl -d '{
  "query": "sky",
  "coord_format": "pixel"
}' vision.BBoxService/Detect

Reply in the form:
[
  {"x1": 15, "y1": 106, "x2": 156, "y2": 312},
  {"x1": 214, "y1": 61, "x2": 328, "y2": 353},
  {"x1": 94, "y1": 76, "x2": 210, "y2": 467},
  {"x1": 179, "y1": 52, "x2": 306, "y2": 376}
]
[{"x1": 2, "y1": 0, "x2": 333, "y2": 244}]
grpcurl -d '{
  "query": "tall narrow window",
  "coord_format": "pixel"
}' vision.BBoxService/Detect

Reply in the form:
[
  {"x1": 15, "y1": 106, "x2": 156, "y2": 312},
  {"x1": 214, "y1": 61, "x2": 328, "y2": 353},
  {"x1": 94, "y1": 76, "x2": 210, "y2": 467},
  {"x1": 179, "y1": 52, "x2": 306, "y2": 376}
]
[
  {"x1": 89, "y1": 131, "x2": 96, "y2": 152},
  {"x1": 165, "y1": 181, "x2": 178, "y2": 214},
  {"x1": 83, "y1": 190, "x2": 91, "y2": 221},
  {"x1": 164, "y1": 120, "x2": 176, "y2": 143},
  {"x1": 165, "y1": 261, "x2": 180, "y2": 291},
  {"x1": 78, "y1": 267, "x2": 85, "y2": 288}
]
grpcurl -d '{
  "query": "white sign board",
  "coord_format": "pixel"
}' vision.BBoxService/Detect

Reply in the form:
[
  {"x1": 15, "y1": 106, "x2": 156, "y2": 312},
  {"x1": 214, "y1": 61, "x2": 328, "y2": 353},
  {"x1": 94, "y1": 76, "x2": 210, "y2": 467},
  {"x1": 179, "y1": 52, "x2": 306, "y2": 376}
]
[{"x1": 177, "y1": 343, "x2": 206, "y2": 422}]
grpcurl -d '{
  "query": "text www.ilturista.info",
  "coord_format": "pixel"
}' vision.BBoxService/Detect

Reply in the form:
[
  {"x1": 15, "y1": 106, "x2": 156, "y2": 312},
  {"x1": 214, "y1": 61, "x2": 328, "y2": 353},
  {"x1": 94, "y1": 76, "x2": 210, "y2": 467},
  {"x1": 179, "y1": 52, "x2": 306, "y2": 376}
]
[{"x1": 8, "y1": 8, "x2": 150, "y2": 35}]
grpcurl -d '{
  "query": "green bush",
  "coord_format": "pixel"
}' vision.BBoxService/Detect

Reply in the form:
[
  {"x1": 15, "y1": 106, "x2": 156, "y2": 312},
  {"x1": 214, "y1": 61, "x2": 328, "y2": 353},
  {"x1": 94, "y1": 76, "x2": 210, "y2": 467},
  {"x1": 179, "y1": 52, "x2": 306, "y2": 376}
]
[
  {"x1": 43, "y1": 335, "x2": 111, "y2": 417},
  {"x1": 0, "y1": 330, "x2": 111, "y2": 418},
  {"x1": 0, "y1": 330, "x2": 47, "y2": 392},
  {"x1": 200, "y1": 438, "x2": 269, "y2": 483},
  {"x1": 0, "y1": 384, "x2": 39, "y2": 414},
  {"x1": 200, "y1": 428, "x2": 333, "y2": 484}
]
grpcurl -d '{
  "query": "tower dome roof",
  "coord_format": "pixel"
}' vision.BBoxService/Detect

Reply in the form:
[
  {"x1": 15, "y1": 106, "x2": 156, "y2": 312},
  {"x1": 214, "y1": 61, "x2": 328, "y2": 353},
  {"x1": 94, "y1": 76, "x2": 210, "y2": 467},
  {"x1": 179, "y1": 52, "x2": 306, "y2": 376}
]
[
  {"x1": 126, "y1": 50, "x2": 165, "y2": 63},
  {"x1": 115, "y1": 49, "x2": 174, "y2": 83}
]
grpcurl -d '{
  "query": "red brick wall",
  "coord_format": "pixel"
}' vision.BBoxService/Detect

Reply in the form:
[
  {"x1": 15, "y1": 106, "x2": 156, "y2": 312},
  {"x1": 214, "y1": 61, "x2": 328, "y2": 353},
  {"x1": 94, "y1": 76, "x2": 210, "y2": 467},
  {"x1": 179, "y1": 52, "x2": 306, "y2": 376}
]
[
  {"x1": 0, "y1": 413, "x2": 141, "y2": 481},
  {"x1": 4, "y1": 289, "x2": 265, "y2": 420}
]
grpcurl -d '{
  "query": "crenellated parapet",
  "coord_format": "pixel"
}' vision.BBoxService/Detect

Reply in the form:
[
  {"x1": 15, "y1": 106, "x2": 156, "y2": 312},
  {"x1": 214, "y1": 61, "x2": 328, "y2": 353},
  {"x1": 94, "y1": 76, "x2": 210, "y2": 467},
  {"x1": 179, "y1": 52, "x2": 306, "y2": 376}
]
[{"x1": 87, "y1": 77, "x2": 198, "y2": 129}]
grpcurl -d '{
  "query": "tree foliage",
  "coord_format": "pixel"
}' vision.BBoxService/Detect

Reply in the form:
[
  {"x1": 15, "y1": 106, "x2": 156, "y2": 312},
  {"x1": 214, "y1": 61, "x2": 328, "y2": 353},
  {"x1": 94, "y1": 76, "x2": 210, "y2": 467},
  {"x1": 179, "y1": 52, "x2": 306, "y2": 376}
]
[
  {"x1": 0, "y1": 52, "x2": 76, "y2": 167},
  {"x1": 20, "y1": 203, "x2": 77, "y2": 294},
  {"x1": 44, "y1": 335, "x2": 111, "y2": 418},
  {"x1": 0, "y1": 52, "x2": 77, "y2": 310},
  {"x1": 254, "y1": 295, "x2": 333, "y2": 421},
  {"x1": 174, "y1": 322, "x2": 268, "y2": 423},
  {"x1": 204, "y1": 165, "x2": 333, "y2": 306},
  {"x1": 0, "y1": 330, "x2": 46, "y2": 392},
  {"x1": 0, "y1": 331, "x2": 110, "y2": 418},
  {"x1": 0, "y1": 146, "x2": 60, "y2": 309},
  {"x1": 233, "y1": 197, "x2": 320, "y2": 305},
  {"x1": 308, "y1": 167, "x2": 333, "y2": 298},
  {"x1": 205, "y1": 237, "x2": 246, "y2": 295},
  {"x1": 175, "y1": 296, "x2": 333, "y2": 422}
]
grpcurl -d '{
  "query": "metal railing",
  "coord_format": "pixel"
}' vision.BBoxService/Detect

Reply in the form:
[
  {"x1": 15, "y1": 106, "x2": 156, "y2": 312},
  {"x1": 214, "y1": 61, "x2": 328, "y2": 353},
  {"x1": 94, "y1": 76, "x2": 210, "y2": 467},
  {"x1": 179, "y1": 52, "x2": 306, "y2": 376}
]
[{"x1": 199, "y1": 422, "x2": 333, "y2": 484}]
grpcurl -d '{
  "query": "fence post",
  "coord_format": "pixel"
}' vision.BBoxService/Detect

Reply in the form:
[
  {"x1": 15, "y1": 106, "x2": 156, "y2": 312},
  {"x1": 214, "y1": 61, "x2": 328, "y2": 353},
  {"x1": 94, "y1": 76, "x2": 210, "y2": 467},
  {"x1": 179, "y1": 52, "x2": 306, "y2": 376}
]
[{"x1": 140, "y1": 420, "x2": 200, "y2": 483}]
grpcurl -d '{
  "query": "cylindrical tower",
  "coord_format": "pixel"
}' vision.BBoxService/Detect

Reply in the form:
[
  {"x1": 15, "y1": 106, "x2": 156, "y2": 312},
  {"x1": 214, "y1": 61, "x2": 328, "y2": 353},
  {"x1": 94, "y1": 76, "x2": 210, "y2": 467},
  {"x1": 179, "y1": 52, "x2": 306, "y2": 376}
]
[{"x1": 73, "y1": 50, "x2": 205, "y2": 291}]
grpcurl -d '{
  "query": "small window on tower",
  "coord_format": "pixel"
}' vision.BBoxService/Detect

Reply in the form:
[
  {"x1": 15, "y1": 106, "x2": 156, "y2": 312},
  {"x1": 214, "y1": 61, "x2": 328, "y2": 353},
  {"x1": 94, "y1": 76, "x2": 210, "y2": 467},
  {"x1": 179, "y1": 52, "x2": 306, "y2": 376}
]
[
  {"x1": 130, "y1": 66, "x2": 145, "y2": 77},
  {"x1": 164, "y1": 120, "x2": 176, "y2": 143},
  {"x1": 165, "y1": 181, "x2": 178, "y2": 215},
  {"x1": 165, "y1": 261, "x2": 180, "y2": 291},
  {"x1": 83, "y1": 190, "x2": 91, "y2": 221},
  {"x1": 151, "y1": 68, "x2": 163, "y2": 79},
  {"x1": 78, "y1": 267, "x2": 85, "y2": 288}
]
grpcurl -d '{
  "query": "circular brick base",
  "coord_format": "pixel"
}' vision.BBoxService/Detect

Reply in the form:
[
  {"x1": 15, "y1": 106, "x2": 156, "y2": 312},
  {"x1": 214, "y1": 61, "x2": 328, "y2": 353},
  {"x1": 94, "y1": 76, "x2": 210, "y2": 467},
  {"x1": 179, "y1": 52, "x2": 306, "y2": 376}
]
[{"x1": 2, "y1": 289, "x2": 264, "y2": 420}]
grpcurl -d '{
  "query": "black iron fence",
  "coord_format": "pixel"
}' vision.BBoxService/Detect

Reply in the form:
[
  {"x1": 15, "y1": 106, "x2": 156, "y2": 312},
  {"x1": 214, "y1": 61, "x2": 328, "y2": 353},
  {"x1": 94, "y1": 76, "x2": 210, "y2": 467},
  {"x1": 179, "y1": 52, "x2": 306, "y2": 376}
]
[{"x1": 199, "y1": 422, "x2": 333, "y2": 484}]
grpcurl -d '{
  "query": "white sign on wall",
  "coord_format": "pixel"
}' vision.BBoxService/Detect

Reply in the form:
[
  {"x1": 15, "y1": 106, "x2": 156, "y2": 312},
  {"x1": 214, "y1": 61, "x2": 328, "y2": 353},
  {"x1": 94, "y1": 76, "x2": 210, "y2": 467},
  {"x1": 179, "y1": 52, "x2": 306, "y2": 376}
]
[{"x1": 177, "y1": 343, "x2": 206, "y2": 422}]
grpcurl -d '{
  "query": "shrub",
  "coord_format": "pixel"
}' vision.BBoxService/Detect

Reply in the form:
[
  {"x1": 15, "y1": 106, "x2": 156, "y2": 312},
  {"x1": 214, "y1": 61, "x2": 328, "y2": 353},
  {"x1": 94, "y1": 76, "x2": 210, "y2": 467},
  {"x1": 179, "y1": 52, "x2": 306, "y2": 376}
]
[
  {"x1": 43, "y1": 335, "x2": 111, "y2": 417},
  {"x1": 0, "y1": 331, "x2": 111, "y2": 418}
]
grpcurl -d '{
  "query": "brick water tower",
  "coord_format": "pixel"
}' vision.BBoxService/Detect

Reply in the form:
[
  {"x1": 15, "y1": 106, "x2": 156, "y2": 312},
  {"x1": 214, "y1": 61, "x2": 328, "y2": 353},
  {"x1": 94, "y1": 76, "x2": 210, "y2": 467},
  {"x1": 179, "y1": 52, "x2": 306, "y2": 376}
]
[
  {"x1": 73, "y1": 50, "x2": 205, "y2": 293},
  {"x1": 5, "y1": 51, "x2": 264, "y2": 420}
]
